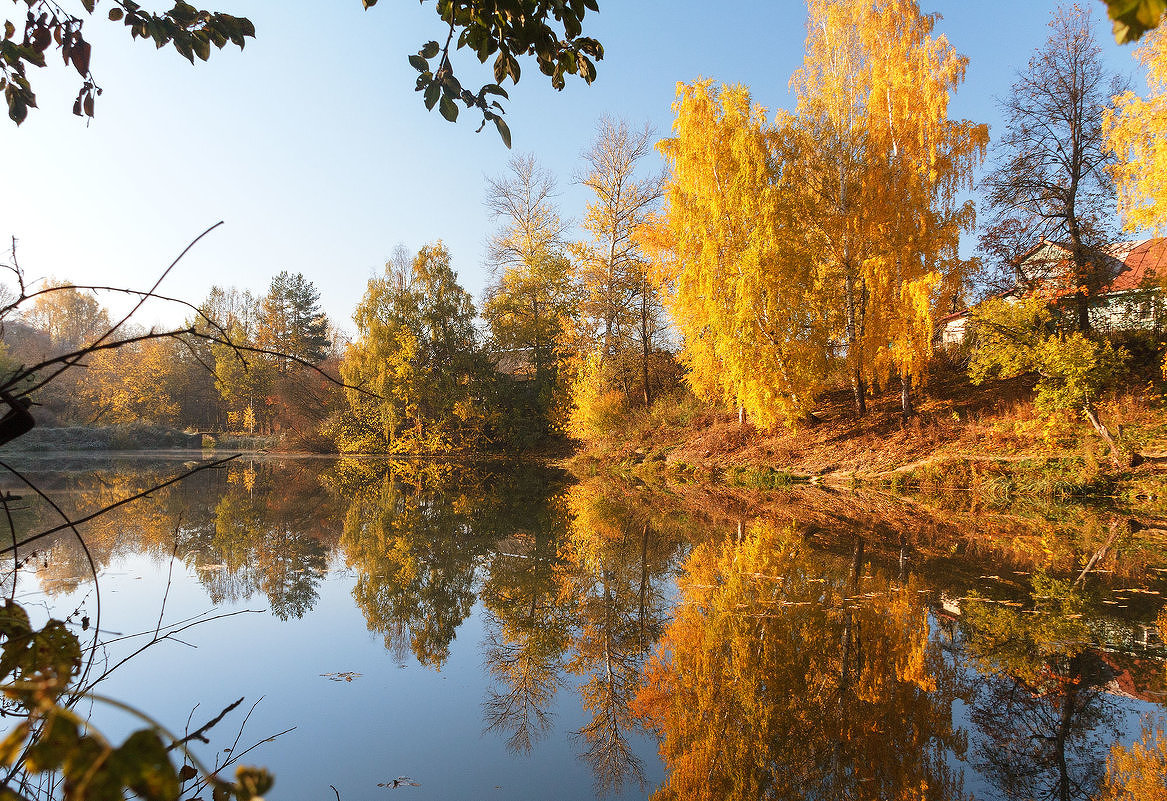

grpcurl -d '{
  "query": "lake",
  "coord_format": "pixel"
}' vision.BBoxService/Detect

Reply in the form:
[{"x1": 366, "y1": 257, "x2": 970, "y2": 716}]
[{"x1": 2, "y1": 454, "x2": 1164, "y2": 801}]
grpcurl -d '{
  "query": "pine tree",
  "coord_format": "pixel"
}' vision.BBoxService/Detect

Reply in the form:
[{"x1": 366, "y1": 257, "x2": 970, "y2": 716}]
[{"x1": 258, "y1": 271, "x2": 330, "y2": 370}]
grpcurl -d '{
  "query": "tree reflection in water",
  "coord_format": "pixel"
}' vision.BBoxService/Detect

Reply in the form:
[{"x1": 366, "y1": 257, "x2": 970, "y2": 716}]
[
  {"x1": 556, "y1": 481, "x2": 689, "y2": 796},
  {"x1": 479, "y1": 491, "x2": 571, "y2": 755},
  {"x1": 960, "y1": 576, "x2": 1122, "y2": 801},
  {"x1": 203, "y1": 462, "x2": 333, "y2": 620},
  {"x1": 633, "y1": 519, "x2": 968, "y2": 801},
  {"x1": 330, "y1": 460, "x2": 483, "y2": 667},
  {"x1": 12, "y1": 458, "x2": 1167, "y2": 799}
]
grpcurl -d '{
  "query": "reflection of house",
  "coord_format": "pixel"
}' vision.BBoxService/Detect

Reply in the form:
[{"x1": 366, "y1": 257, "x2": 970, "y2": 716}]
[{"x1": 939, "y1": 237, "x2": 1167, "y2": 345}]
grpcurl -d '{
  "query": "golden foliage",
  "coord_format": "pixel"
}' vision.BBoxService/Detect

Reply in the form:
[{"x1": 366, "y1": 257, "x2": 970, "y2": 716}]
[
  {"x1": 1106, "y1": 24, "x2": 1167, "y2": 234},
  {"x1": 658, "y1": 81, "x2": 829, "y2": 428},
  {"x1": 655, "y1": 1, "x2": 986, "y2": 428},
  {"x1": 633, "y1": 521, "x2": 964, "y2": 801},
  {"x1": 1099, "y1": 717, "x2": 1167, "y2": 801},
  {"x1": 792, "y1": 0, "x2": 987, "y2": 395}
]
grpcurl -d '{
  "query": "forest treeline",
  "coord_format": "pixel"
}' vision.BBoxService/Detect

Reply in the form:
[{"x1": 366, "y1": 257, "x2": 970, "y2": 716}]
[
  {"x1": 0, "y1": 114, "x2": 678, "y2": 454},
  {"x1": 4, "y1": 1, "x2": 1167, "y2": 457}
]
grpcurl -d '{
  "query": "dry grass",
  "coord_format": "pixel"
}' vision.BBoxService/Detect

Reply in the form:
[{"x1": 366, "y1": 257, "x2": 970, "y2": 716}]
[{"x1": 570, "y1": 360, "x2": 1167, "y2": 491}]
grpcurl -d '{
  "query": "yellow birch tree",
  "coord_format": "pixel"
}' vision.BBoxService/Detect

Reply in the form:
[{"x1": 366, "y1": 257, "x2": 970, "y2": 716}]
[
  {"x1": 657, "y1": 81, "x2": 830, "y2": 429},
  {"x1": 791, "y1": 0, "x2": 986, "y2": 419},
  {"x1": 1106, "y1": 24, "x2": 1167, "y2": 235}
]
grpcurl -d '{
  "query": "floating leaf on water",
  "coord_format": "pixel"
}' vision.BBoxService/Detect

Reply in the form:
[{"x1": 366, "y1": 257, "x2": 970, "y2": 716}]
[
  {"x1": 320, "y1": 672, "x2": 362, "y2": 682},
  {"x1": 377, "y1": 777, "x2": 420, "y2": 789}
]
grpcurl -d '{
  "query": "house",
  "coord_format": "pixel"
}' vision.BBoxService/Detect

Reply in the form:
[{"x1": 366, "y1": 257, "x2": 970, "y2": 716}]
[
  {"x1": 1093, "y1": 237, "x2": 1167, "y2": 334},
  {"x1": 937, "y1": 237, "x2": 1167, "y2": 345}
]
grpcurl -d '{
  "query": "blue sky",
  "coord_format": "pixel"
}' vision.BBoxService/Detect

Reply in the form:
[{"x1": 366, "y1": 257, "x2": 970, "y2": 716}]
[{"x1": 0, "y1": 1, "x2": 1146, "y2": 333}]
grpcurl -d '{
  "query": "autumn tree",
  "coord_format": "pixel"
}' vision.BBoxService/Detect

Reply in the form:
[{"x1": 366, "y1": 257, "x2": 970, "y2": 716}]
[
  {"x1": 572, "y1": 117, "x2": 666, "y2": 407},
  {"x1": 483, "y1": 155, "x2": 576, "y2": 384},
  {"x1": 791, "y1": 0, "x2": 986, "y2": 419},
  {"x1": 968, "y1": 295, "x2": 1130, "y2": 461},
  {"x1": 20, "y1": 280, "x2": 110, "y2": 352},
  {"x1": 979, "y1": 4, "x2": 1125, "y2": 334},
  {"x1": 335, "y1": 242, "x2": 484, "y2": 453},
  {"x1": 1105, "y1": 23, "x2": 1167, "y2": 235},
  {"x1": 198, "y1": 286, "x2": 275, "y2": 432},
  {"x1": 5, "y1": 280, "x2": 113, "y2": 422},
  {"x1": 657, "y1": 81, "x2": 831, "y2": 429},
  {"x1": 659, "y1": 0, "x2": 984, "y2": 427},
  {"x1": 77, "y1": 330, "x2": 182, "y2": 425},
  {"x1": 480, "y1": 156, "x2": 579, "y2": 444}
]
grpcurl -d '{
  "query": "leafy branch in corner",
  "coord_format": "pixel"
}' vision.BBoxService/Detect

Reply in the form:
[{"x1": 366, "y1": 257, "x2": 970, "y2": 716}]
[
  {"x1": 366, "y1": 0, "x2": 603, "y2": 147},
  {"x1": 2, "y1": 0, "x2": 254, "y2": 124}
]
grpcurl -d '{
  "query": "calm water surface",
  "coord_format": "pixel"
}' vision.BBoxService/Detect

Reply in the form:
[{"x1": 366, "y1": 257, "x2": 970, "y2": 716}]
[{"x1": 2, "y1": 455, "x2": 1164, "y2": 801}]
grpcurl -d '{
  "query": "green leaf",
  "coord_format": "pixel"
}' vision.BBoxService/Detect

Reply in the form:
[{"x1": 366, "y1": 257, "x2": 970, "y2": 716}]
[
  {"x1": 114, "y1": 730, "x2": 180, "y2": 801},
  {"x1": 24, "y1": 712, "x2": 81, "y2": 773},
  {"x1": 6, "y1": 92, "x2": 27, "y2": 125},
  {"x1": 577, "y1": 54, "x2": 595, "y2": 83},
  {"x1": 408, "y1": 54, "x2": 427, "y2": 72},
  {"x1": 420, "y1": 40, "x2": 439, "y2": 59},
  {"x1": 494, "y1": 115, "x2": 511, "y2": 148},
  {"x1": 482, "y1": 83, "x2": 508, "y2": 98},
  {"x1": 424, "y1": 81, "x2": 440, "y2": 110},
  {"x1": 192, "y1": 33, "x2": 211, "y2": 62},
  {"x1": 439, "y1": 93, "x2": 458, "y2": 122}
]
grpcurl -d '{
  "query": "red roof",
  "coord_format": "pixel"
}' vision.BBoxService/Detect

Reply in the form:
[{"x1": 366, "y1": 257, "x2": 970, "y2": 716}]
[{"x1": 1105, "y1": 237, "x2": 1167, "y2": 292}]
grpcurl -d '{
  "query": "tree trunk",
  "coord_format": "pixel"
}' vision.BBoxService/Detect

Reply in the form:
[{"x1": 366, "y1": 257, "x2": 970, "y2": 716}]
[
  {"x1": 640, "y1": 286, "x2": 651, "y2": 407},
  {"x1": 851, "y1": 365, "x2": 867, "y2": 417},
  {"x1": 738, "y1": 405, "x2": 745, "y2": 427},
  {"x1": 900, "y1": 374, "x2": 913, "y2": 424},
  {"x1": 1083, "y1": 402, "x2": 1124, "y2": 467},
  {"x1": 844, "y1": 268, "x2": 867, "y2": 417}
]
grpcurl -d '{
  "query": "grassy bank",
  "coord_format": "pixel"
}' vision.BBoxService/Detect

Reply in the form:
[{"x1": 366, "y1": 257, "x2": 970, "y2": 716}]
[{"x1": 567, "y1": 360, "x2": 1167, "y2": 503}]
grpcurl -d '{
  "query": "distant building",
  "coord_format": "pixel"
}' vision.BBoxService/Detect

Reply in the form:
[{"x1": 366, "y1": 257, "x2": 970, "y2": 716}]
[{"x1": 938, "y1": 237, "x2": 1167, "y2": 345}]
